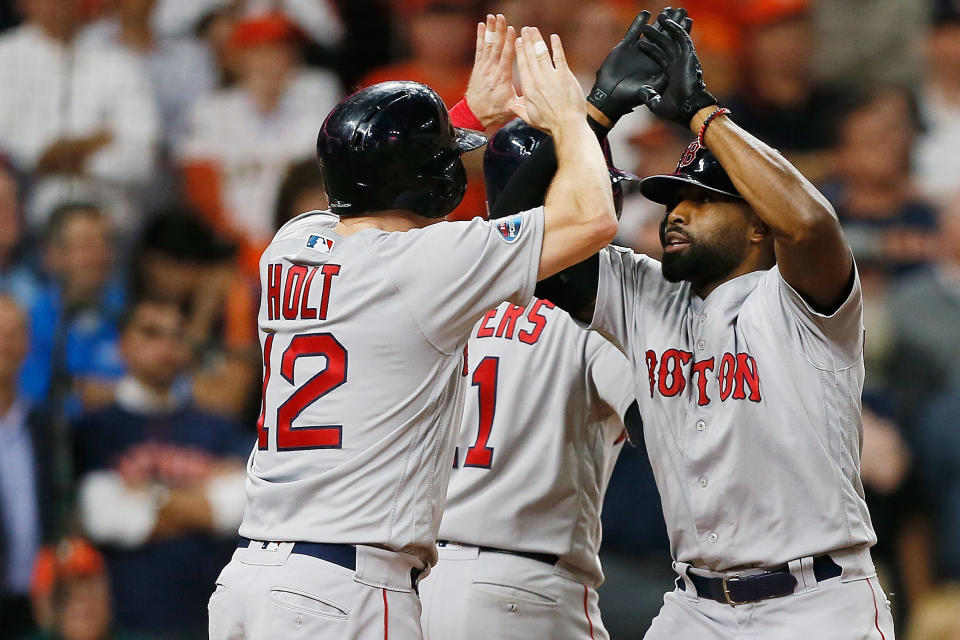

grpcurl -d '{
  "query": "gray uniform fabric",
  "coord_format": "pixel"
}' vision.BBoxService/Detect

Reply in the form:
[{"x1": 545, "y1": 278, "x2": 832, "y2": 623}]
[
  {"x1": 437, "y1": 299, "x2": 635, "y2": 587},
  {"x1": 591, "y1": 246, "x2": 875, "y2": 572},
  {"x1": 420, "y1": 299, "x2": 634, "y2": 640},
  {"x1": 238, "y1": 208, "x2": 544, "y2": 568}
]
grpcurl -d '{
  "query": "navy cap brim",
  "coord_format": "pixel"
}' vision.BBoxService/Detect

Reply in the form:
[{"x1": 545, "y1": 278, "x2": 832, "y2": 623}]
[
  {"x1": 639, "y1": 173, "x2": 743, "y2": 206},
  {"x1": 455, "y1": 127, "x2": 487, "y2": 153}
]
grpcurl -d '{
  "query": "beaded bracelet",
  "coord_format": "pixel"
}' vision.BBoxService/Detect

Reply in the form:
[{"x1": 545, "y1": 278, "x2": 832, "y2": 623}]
[{"x1": 697, "y1": 107, "x2": 731, "y2": 147}]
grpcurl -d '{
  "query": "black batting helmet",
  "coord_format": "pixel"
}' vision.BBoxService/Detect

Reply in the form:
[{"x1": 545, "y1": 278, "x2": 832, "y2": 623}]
[
  {"x1": 483, "y1": 118, "x2": 637, "y2": 220},
  {"x1": 483, "y1": 118, "x2": 636, "y2": 313},
  {"x1": 639, "y1": 139, "x2": 742, "y2": 207},
  {"x1": 317, "y1": 81, "x2": 486, "y2": 219}
]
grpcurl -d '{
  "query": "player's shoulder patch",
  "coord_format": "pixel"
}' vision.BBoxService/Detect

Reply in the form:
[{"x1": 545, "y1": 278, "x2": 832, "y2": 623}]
[
  {"x1": 306, "y1": 234, "x2": 335, "y2": 253},
  {"x1": 495, "y1": 213, "x2": 523, "y2": 244}
]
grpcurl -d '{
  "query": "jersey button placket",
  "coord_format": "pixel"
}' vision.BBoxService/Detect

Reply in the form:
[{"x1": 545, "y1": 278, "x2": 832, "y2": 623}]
[
  {"x1": 696, "y1": 419, "x2": 706, "y2": 432},
  {"x1": 697, "y1": 476, "x2": 708, "y2": 488},
  {"x1": 707, "y1": 532, "x2": 719, "y2": 543},
  {"x1": 696, "y1": 339, "x2": 706, "y2": 351}
]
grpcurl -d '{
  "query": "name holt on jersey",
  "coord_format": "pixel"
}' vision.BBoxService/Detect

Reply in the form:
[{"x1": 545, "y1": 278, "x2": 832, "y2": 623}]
[{"x1": 265, "y1": 262, "x2": 342, "y2": 321}]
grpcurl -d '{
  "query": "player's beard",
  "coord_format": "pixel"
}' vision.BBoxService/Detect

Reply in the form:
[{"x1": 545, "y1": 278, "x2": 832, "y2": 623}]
[{"x1": 661, "y1": 227, "x2": 745, "y2": 286}]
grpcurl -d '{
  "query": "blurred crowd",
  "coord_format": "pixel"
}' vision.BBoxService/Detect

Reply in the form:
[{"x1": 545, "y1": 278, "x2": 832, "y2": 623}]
[{"x1": 0, "y1": 0, "x2": 957, "y2": 638}]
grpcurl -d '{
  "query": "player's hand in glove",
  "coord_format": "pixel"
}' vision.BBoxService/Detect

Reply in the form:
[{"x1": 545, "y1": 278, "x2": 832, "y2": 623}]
[
  {"x1": 635, "y1": 14, "x2": 718, "y2": 127},
  {"x1": 587, "y1": 7, "x2": 692, "y2": 127}
]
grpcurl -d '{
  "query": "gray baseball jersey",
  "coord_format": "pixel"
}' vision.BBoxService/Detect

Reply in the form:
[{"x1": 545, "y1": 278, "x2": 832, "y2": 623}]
[
  {"x1": 438, "y1": 299, "x2": 636, "y2": 587},
  {"x1": 238, "y1": 208, "x2": 544, "y2": 567},
  {"x1": 591, "y1": 246, "x2": 874, "y2": 571}
]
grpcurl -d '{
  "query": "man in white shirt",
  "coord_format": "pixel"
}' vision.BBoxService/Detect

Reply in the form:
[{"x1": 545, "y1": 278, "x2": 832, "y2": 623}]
[
  {"x1": 177, "y1": 12, "x2": 342, "y2": 249},
  {"x1": 0, "y1": 0, "x2": 160, "y2": 229}
]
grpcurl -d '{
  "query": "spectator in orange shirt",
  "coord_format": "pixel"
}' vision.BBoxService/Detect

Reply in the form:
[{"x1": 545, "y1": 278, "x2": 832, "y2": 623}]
[
  {"x1": 360, "y1": 2, "x2": 474, "y2": 106},
  {"x1": 360, "y1": 2, "x2": 486, "y2": 220}
]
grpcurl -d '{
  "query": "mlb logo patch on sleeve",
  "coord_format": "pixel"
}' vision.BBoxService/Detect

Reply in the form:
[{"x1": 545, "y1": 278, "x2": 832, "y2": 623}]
[
  {"x1": 495, "y1": 214, "x2": 523, "y2": 243},
  {"x1": 306, "y1": 234, "x2": 335, "y2": 253}
]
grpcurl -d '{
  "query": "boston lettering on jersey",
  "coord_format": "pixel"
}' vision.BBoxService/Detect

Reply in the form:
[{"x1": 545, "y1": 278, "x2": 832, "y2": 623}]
[
  {"x1": 474, "y1": 299, "x2": 555, "y2": 344},
  {"x1": 265, "y1": 263, "x2": 341, "y2": 321},
  {"x1": 644, "y1": 349, "x2": 761, "y2": 406}
]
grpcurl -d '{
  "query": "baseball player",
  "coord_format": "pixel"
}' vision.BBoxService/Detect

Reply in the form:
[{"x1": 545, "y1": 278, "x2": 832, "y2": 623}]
[
  {"x1": 419, "y1": 119, "x2": 639, "y2": 640},
  {"x1": 418, "y1": 12, "x2": 690, "y2": 638},
  {"x1": 207, "y1": 21, "x2": 621, "y2": 640},
  {"x1": 495, "y1": 12, "x2": 898, "y2": 639}
]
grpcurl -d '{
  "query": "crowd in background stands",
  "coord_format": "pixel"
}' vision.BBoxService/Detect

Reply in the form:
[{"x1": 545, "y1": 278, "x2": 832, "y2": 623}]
[{"x1": 0, "y1": 0, "x2": 958, "y2": 638}]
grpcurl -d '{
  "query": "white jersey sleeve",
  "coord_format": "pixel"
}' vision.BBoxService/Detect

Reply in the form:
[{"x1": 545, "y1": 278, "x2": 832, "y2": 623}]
[
  {"x1": 362, "y1": 209, "x2": 544, "y2": 354},
  {"x1": 759, "y1": 263, "x2": 864, "y2": 369},
  {"x1": 591, "y1": 245, "x2": 677, "y2": 355}
]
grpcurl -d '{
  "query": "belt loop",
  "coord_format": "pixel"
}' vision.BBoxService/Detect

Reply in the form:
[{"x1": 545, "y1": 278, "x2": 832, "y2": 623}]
[
  {"x1": 787, "y1": 559, "x2": 805, "y2": 591},
  {"x1": 674, "y1": 561, "x2": 698, "y2": 599},
  {"x1": 799, "y1": 556, "x2": 818, "y2": 589}
]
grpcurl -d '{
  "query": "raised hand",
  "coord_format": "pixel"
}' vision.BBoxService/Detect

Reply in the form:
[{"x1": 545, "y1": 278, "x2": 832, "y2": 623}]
[
  {"x1": 587, "y1": 7, "x2": 692, "y2": 127},
  {"x1": 508, "y1": 28, "x2": 585, "y2": 135},
  {"x1": 636, "y1": 14, "x2": 717, "y2": 127},
  {"x1": 464, "y1": 13, "x2": 518, "y2": 129}
]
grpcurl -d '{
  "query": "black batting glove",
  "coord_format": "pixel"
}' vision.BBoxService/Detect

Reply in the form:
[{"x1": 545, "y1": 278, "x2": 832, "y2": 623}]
[
  {"x1": 636, "y1": 15, "x2": 717, "y2": 127},
  {"x1": 587, "y1": 7, "x2": 691, "y2": 126}
]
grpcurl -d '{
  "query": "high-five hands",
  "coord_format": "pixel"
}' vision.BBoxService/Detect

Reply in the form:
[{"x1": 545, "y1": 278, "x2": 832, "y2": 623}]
[
  {"x1": 465, "y1": 13, "x2": 518, "y2": 129},
  {"x1": 636, "y1": 13, "x2": 718, "y2": 127},
  {"x1": 587, "y1": 6, "x2": 692, "y2": 127},
  {"x1": 508, "y1": 28, "x2": 585, "y2": 135}
]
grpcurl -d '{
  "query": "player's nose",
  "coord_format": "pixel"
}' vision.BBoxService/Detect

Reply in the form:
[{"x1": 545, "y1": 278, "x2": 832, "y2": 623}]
[{"x1": 666, "y1": 201, "x2": 691, "y2": 226}]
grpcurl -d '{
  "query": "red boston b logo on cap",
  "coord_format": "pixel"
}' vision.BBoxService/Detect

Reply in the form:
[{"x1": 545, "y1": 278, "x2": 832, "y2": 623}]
[{"x1": 677, "y1": 140, "x2": 702, "y2": 171}]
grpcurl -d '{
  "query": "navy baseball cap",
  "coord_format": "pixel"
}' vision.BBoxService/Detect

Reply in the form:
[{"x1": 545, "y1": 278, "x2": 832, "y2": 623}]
[{"x1": 639, "y1": 140, "x2": 743, "y2": 206}]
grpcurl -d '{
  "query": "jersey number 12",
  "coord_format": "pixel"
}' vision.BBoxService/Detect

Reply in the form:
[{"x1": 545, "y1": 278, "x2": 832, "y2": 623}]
[{"x1": 257, "y1": 332, "x2": 347, "y2": 451}]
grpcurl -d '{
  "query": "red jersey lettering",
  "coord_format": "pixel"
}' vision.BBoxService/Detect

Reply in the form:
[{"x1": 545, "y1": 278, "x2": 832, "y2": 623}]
[
  {"x1": 300, "y1": 267, "x2": 319, "y2": 320},
  {"x1": 718, "y1": 353, "x2": 737, "y2": 401},
  {"x1": 267, "y1": 264, "x2": 282, "y2": 321},
  {"x1": 317, "y1": 264, "x2": 341, "y2": 321},
  {"x1": 733, "y1": 353, "x2": 762, "y2": 402},
  {"x1": 641, "y1": 349, "x2": 760, "y2": 406},
  {"x1": 657, "y1": 349, "x2": 692, "y2": 397},
  {"x1": 282, "y1": 265, "x2": 308, "y2": 320},
  {"x1": 495, "y1": 305, "x2": 525, "y2": 339},
  {"x1": 518, "y1": 299, "x2": 554, "y2": 344},
  {"x1": 476, "y1": 309, "x2": 498, "y2": 338},
  {"x1": 645, "y1": 350, "x2": 658, "y2": 398},
  {"x1": 691, "y1": 358, "x2": 715, "y2": 406}
]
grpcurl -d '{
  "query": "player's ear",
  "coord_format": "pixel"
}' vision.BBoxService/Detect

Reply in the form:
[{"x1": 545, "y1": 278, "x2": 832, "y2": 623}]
[{"x1": 748, "y1": 210, "x2": 771, "y2": 244}]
